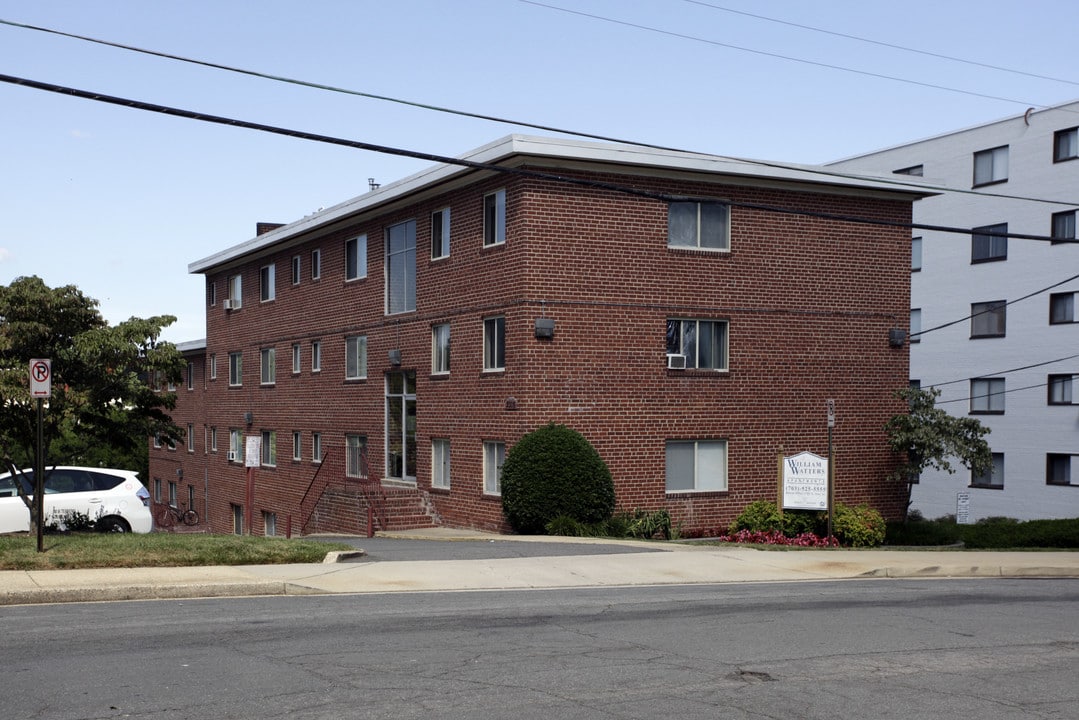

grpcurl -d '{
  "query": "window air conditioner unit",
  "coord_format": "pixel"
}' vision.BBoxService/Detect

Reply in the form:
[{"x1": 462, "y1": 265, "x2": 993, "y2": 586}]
[
  {"x1": 666, "y1": 353, "x2": 687, "y2": 370},
  {"x1": 223, "y1": 299, "x2": 237, "y2": 310},
  {"x1": 227, "y1": 450, "x2": 237, "y2": 462}
]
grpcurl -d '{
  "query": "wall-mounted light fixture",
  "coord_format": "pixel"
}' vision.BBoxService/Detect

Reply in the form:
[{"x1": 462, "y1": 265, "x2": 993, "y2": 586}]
[
  {"x1": 888, "y1": 328, "x2": 906, "y2": 348},
  {"x1": 388, "y1": 349, "x2": 402, "y2": 366},
  {"x1": 244, "y1": 411, "x2": 254, "y2": 425}
]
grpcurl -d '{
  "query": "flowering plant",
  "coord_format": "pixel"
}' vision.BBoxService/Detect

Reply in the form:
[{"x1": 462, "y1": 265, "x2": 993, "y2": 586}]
[{"x1": 715, "y1": 529, "x2": 839, "y2": 547}]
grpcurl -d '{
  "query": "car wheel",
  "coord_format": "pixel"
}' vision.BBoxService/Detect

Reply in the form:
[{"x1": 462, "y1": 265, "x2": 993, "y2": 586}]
[{"x1": 97, "y1": 517, "x2": 131, "y2": 534}]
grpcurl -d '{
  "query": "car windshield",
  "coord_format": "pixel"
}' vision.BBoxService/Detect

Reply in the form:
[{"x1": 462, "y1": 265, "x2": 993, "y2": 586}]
[{"x1": 0, "y1": 469, "x2": 127, "y2": 495}]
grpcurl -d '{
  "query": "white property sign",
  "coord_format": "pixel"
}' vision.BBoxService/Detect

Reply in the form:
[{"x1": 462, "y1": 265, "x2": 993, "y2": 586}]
[
  {"x1": 245, "y1": 436, "x2": 262, "y2": 468},
  {"x1": 782, "y1": 451, "x2": 829, "y2": 510}
]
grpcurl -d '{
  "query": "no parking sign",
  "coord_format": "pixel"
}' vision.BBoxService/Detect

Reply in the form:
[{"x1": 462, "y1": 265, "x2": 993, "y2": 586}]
[{"x1": 30, "y1": 359, "x2": 51, "y2": 398}]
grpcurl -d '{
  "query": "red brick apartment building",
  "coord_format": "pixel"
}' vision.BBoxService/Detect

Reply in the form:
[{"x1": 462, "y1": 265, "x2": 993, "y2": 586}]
[{"x1": 150, "y1": 135, "x2": 921, "y2": 536}]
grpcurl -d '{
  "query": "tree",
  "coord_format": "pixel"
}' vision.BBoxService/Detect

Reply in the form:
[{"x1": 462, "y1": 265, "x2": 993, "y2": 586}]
[
  {"x1": 0, "y1": 276, "x2": 185, "y2": 535},
  {"x1": 885, "y1": 386, "x2": 992, "y2": 516}
]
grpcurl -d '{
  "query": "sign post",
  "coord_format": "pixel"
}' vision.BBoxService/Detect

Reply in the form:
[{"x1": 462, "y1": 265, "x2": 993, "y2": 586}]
[
  {"x1": 826, "y1": 400, "x2": 835, "y2": 540},
  {"x1": 245, "y1": 436, "x2": 261, "y2": 535},
  {"x1": 30, "y1": 359, "x2": 51, "y2": 552}
]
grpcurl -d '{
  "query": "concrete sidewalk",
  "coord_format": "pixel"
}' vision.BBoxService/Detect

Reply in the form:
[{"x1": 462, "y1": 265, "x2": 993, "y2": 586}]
[{"x1": 2, "y1": 530, "x2": 1078, "y2": 606}]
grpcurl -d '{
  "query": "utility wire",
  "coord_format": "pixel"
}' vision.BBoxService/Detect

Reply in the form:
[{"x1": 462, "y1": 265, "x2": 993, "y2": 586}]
[
  {"x1": 934, "y1": 378, "x2": 1054, "y2": 406},
  {"x1": 2, "y1": 71, "x2": 1077, "y2": 248},
  {"x1": 681, "y1": 0, "x2": 1079, "y2": 88},
  {"x1": 3, "y1": 16, "x2": 1077, "y2": 208},
  {"x1": 910, "y1": 271, "x2": 1079, "y2": 339},
  {"x1": 520, "y1": 0, "x2": 1062, "y2": 111},
  {"x1": 924, "y1": 353, "x2": 1079, "y2": 389}
]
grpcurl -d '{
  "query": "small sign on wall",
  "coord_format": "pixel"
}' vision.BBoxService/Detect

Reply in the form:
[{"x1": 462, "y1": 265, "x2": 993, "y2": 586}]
[
  {"x1": 956, "y1": 491, "x2": 972, "y2": 524},
  {"x1": 245, "y1": 436, "x2": 261, "y2": 468}
]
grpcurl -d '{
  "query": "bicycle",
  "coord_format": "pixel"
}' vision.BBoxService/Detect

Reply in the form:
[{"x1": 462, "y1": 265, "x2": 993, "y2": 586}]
[{"x1": 157, "y1": 502, "x2": 199, "y2": 528}]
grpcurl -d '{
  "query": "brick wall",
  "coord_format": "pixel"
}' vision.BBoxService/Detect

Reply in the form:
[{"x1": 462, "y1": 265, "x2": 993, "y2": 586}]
[{"x1": 153, "y1": 164, "x2": 912, "y2": 536}]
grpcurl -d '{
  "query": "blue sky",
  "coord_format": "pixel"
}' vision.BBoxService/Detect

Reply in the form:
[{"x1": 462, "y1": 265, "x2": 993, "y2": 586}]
[{"x1": 2, "y1": 0, "x2": 1077, "y2": 342}]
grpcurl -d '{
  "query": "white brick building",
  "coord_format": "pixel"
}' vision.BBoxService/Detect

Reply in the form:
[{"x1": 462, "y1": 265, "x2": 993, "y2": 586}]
[{"x1": 830, "y1": 101, "x2": 1079, "y2": 521}]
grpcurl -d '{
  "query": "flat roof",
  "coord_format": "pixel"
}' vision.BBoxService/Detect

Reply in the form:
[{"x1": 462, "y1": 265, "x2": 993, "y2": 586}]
[{"x1": 190, "y1": 134, "x2": 931, "y2": 274}]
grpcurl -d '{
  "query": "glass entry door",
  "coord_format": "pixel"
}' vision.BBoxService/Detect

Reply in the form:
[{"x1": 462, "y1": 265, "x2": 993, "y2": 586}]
[{"x1": 386, "y1": 371, "x2": 416, "y2": 481}]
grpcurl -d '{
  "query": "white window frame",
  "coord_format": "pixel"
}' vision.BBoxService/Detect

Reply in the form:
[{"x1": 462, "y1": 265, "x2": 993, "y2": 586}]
[
  {"x1": 432, "y1": 439, "x2": 451, "y2": 489},
  {"x1": 312, "y1": 432, "x2": 322, "y2": 463},
  {"x1": 483, "y1": 190, "x2": 506, "y2": 246},
  {"x1": 291, "y1": 343, "x2": 301, "y2": 374},
  {"x1": 483, "y1": 316, "x2": 505, "y2": 371},
  {"x1": 909, "y1": 309, "x2": 921, "y2": 344},
  {"x1": 260, "y1": 263, "x2": 275, "y2": 302},
  {"x1": 483, "y1": 441, "x2": 505, "y2": 495},
  {"x1": 346, "y1": 235, "x2": 367, "y2": 281},
  {"x1": 208, "y1": 280, "x2": 216, "y2": 307},
  {"x1": 432, "y1": 323, "x2": 450, "y2": 375},
  {"x1": 432, "y1": 207, "x2": 451, "y2": 259},
  {"x1": 345, "y1": 335, "x2": 367, "y2": 380},
  {"x1": 346, "y1": 434, "x2": 367, "y2": 478},
  {"x1": 311, "y1": 340, "x2": 322, "y2": 371},
  {"x1": 385, "y1": 220, "x2": 416, "y2": 314},
  {"x1": 667, "y1": 201, "x2": 730, "y2": 251},
  {"x1": 187, "y1": 361, "x2": 195, "y2": 390},
  {"x1": 666, "y1": 318, "x2": 729, "y2": 370},
  {"x1": 973, "y1": 145, "x2": 1008, "y2": 186},
  {"x1": 292, "y1": 431, "x2": 302, "y2": 461},
  {"x1": 230, "y1": 429, "x2": 243, "y2": 462},
  {"x1": 911, "y1": 237, "x2": 922, "y2": 272},
  {"x1": 665, "y1": 440, "x2": 728, "y2": 493},
  {"x1": 261, "y1": 430, "x2": 276, "y2": 467},
  {"x1": 260, "y1": 347, "x2": 276, "y2": 385},
  {"x1": 209, "y1": 353, "x2": 217, "y2": 380},
  {"x1": 228, "y1": 351, "x2": 243, "y2": 387},
  {"x1": 210, "y1": 426, "x2": 217, "y2": 452},
  {"x1": 263, "y1": 511, "x2": 277, "y2": 537},
  {"x1": 187, "y1": 423, "x2": 195, "y2": 453},
  {"x1": 228, "y1": 274, "x2": 242, "y2": 309},
  {"x1": 311, "y1": 248, "x2": 321, "y2": 280},
  {"x1": 291, "y1": 255, "x2": 301, "y2": 285}
]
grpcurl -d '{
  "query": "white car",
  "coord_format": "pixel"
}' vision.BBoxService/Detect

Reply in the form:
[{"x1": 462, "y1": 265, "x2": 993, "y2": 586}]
[{"x1": 0, "y1": 466, "x2": 154, "y2": 534}]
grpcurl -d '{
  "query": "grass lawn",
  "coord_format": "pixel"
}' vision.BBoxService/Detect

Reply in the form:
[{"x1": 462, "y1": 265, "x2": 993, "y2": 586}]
[{"x1": 0, "y1": 532, "x2": 355, "y2": 571}]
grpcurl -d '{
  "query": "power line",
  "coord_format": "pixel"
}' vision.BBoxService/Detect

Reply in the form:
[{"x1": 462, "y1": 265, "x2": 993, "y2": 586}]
[
  {"x1": 935, "y1": 378, "x2": 1054, "y2": 406},
  {"x1": 681, "y1": 0, "x2": 1079, "y2": 88},
  {"x1": 910, "y1": 271, "x2": 1079, "y2": 339},
  {"x1": 3, "y1": 16, "x2": 1076, "y2": 208},
  {"x1": 922, "y1": 353, "x2": 1079, "y2": 389},
  {"x1": 520, "y1": 0, "x2": 1063, "y2": 111},
  {"x1": 2, "y1": 71, "x2": 1077, "y2": 249}
]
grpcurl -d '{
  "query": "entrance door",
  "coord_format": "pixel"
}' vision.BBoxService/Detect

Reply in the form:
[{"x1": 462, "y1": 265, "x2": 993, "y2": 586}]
[{"x1": 386, "y1": 370, "x2": 416, "y2": 482}]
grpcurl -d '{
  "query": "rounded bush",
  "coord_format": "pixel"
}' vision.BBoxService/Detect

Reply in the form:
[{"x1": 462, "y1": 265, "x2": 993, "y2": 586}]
[
  {"x1": 500, "y1": 423, "x2": 615, "y2": 534},
  {"x1": 832, "y1": 503, "x2": 886, "y2": 547}
]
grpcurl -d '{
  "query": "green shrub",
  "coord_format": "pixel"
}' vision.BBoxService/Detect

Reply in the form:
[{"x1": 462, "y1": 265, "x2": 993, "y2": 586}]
[
  {"x1": 501, "y1": 423, "x2": 615, "y2": 534},
  {"x1": 831, "y1": 503, "x2": 886, "y2": 547},
  {"x1": 625, "y1": 508, "x2": 672, "y2": 539},
  {"x1": 959, "y1": 517, "x2": 1079, "y2": 549},
  {"x1": 885, "y1": 518, "x2": 961, "y2": 546},
  {"x1": 729, "y1": 501, "x2": 825, "y2": 538}
]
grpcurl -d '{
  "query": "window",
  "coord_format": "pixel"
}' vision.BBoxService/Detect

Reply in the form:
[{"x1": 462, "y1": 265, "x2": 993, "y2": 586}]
[
  {"x1": 228, "y1": 274, "x2": 242, "y2": 309},
  {"x1": 228, "y1": 351, "x2": 243, "y2": 386},
  {"x1": 666, "y1": 319, "x2": 729, "y2": 370},
  {"x1": 312, "y1": 432, "x2": 322, "y2": 463},
  {"x1": 263, "y1": 511, "x2": 277, "y2": 537},
  {"x1": 345, "y1": 235, "x2": 367, "y2": 281},
  {"x1": 153, "y1": 433, "x2": 161, "y2": 449},
  {"x1": 911, "y1": 237, "x2": 922, "y2": 271},
  {"x1": 291, "y1": 343, "x2": 301, "y2": 374},
  {"x1": 291, "y1": 255, "x2": 301, "y2": 285},
  {"x1": 483, "y1": 190, "x2": 506, "y2": 246},
  {"x1": 483, "y1": 441, "x2": 505, "y2": 495},
  {"x1": 260, "y1": 264, "x2": 275, "y2": 302},
  {"x1": 385, "y1": 371, "x2": 416, "y2": 481},
  {"x1": 1050, "y1": 292, "x2": 1077, "y2": 324},
  {"x1": 1054, "y1": 128, "x2": 1078, "y2": 162},
  {"x1": 311, "y1": 340, "x2": 322, "y2": 371},
  {"x1": 311, "y1": 249, "x2": 321, "y2": 280},
  {"x1": 972, "y1": 453, "x2": 1004, "y2": 488},
  {"x1": 345, "y1": 335, "x2": 367, "y2": 379},
  {"x1": 1048, "y1": 374, "x2": 1076, "y2": 405},
  {"x1": 153, "y1": 477, "x2": 161, "y2": 502},
  {"x1": 187, "y1": 362, "x2": 195, "y2": 390},
  {"x1": 1047, "y1": 454, "x2": 1078, "y2": 485},
  {"x1": 666, "y1": 440, "x2": 728, "y2": 493},
  {"x1": 893, "y1": 164, "x2": 924, "y2": 176},
  {"x1": 970, "y1": 378, "x2": 1005, "y2": 414},
  {"x1": 483, "y1": 316, "x2": 505, "y2": 371},
  {"x1": 261, "y1": 430, "x2": 276, "y2": 466},
  {"x1": 210, "y1": 427, "x2": 217, "y2": 452},
  {"x1": 909, "y1": 309, "x2": 921, "y2": 344},
  {"x1": 208, "y1": 281, "x2": 216, "y2": 306},
  {"x1": 432, "y1": 323, "x2": 450, "y2": 374},
  {"x1": 668, "y1": 201, "x2": 730, "y2": 251},
  {"x1": 971, "y1": 301, "x2": 1006, "y2": 338},
  {"x1": 971, "y1": 223, "x2": 1007, "y2": 263},
  {"x1": 232, "y1": 504, "x2": 243, "y2": 535},
  {"x1": 386, "y1": 221, "x2": 416, "y2": 313},
  {"x1": 973, "y1": 145, "x2": 1008, "y2": 186},
  {"x1": 346, "y1": 434, "x2": 367, "y2": 478},
  {"x1": 1051, "y1": 210, "x2": 1076, "y2": 243},
  {"x1": 432, "y1": 439, "x2": 450, "y2": 489},
  {"x1": 432, "y1": 208, "x2": 451, "y2": 259},
  {"x1": 292, "y1": 431, "x2": 302, "y2": 461},
  {"x1": 187, "y1": 423, "x2": 195, "y2": 453},
  {"x1": 230, "y1": 429, "x2": 243, "y2": 461},
  {"x1": 209, "y1": 353, "x2": 217, "y2": 380},
  {"x1": 260, "y1": 347, "x2": 275, "y2": 385}
]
